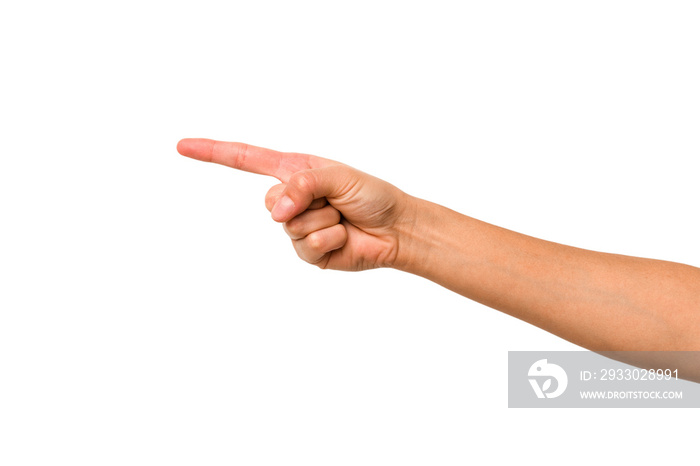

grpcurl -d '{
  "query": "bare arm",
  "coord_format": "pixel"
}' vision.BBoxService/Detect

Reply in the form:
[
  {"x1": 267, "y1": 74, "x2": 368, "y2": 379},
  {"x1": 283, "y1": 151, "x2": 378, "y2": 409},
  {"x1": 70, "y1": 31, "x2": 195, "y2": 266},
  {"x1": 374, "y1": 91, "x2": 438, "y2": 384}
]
[{"x1": 395, "y1": 198, "x2": 700, "y2": 352}]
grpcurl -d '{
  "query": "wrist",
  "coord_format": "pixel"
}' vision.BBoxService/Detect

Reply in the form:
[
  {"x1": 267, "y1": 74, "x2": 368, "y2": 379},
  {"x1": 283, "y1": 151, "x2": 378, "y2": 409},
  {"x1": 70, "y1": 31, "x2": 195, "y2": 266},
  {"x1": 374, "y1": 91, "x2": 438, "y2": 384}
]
[{"x1": 392, "y1": 195, "x2": 439, "y2": 275}]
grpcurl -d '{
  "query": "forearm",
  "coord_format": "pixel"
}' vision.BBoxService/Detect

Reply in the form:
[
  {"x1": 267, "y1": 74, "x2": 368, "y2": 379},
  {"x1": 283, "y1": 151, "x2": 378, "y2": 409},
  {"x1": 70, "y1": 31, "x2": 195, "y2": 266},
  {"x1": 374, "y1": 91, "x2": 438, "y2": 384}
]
[{"x1": 395, "y1": 196, "x2": 700, "y2": 351}]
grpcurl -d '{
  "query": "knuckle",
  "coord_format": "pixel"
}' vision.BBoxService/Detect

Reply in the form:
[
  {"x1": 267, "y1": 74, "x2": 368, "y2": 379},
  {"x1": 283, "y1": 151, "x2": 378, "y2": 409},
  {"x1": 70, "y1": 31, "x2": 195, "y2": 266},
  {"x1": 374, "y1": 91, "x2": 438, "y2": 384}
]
[
  {"x1": 232, "y1": 143, "x2": 249, "y2": 170},
  {"x1": 294, "y1": 241, "x2": 318, "y2": 265},
  {"x1": 265, "y1": 183, "x2": 283, "y2": 200},
  {"x1": 290, "y1": 171, "x2": 315, "y2": 194},
  {"x1": 306, "y1": 231, "x2": 323, "y2": 251},
  {"x1": 292, "y1": 239, "x2": 309, "y2": 261},
  {"x1": 284, "y1": 217, "x2": 302, "y2": 238},
  {"x1": 265, "y1": 193, "x2": 278, "y2": 211},
  {"x1": 265, "y1": 184, "x2": 285, "y2": 211}
]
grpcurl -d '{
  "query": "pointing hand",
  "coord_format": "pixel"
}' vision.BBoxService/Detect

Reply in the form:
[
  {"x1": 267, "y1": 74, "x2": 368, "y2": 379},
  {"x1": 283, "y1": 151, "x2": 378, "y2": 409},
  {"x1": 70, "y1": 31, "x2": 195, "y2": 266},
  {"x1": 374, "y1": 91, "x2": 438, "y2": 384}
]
[{"x1": 177, "y1": 138, "x2": 416, "y2": 270}]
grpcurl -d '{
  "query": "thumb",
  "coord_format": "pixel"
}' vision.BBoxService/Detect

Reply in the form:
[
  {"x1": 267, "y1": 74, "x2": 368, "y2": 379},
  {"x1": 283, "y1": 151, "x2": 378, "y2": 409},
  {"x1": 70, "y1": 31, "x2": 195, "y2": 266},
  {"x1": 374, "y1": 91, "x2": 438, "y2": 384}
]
[
  {"x1": 265, "y1": 183, "x2": 329, "y2": 213},
  {"x1": 270, "y1": 165, "x2": 359, "y2": 222}
]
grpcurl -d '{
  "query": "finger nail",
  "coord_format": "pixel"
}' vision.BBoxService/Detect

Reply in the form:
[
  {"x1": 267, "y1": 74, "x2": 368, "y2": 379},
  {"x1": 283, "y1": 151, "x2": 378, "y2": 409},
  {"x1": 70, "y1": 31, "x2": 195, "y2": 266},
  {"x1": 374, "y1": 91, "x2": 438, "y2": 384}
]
[{"x1": 271, "y1": 196, "x2": 295, "y2": 221}]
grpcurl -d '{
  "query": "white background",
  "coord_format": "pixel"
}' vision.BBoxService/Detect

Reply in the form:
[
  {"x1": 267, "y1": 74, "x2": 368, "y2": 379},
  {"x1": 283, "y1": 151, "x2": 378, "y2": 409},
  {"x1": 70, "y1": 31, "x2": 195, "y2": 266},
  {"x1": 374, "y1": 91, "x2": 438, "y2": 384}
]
[{"x1": 1, "y1": 1, "x2": 698, "y2": 464}]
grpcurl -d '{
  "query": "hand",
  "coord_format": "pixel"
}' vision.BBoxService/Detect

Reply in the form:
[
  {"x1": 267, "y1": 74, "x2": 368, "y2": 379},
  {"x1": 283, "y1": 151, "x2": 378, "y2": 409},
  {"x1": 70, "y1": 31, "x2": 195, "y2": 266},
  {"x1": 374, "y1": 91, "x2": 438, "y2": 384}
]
[{"x1": 177, "y1": 138, "x2": 416, "y2": 271}]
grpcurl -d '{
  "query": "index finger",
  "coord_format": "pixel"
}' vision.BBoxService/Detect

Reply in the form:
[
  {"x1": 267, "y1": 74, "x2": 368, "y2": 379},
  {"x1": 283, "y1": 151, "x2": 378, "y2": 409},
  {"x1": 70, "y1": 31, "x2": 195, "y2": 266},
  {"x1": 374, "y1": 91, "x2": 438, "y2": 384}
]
[{"x1": 177, "y1": 138, "x2": 333, "y2": 182}]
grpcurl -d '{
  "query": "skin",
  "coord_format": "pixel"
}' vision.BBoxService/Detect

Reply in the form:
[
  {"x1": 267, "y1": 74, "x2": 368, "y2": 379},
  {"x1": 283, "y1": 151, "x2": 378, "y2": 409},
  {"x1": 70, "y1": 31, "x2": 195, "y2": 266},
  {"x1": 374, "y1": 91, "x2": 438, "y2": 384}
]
[{"x1": 177, "y1": 138, "x2": 700, "y2": 380}]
